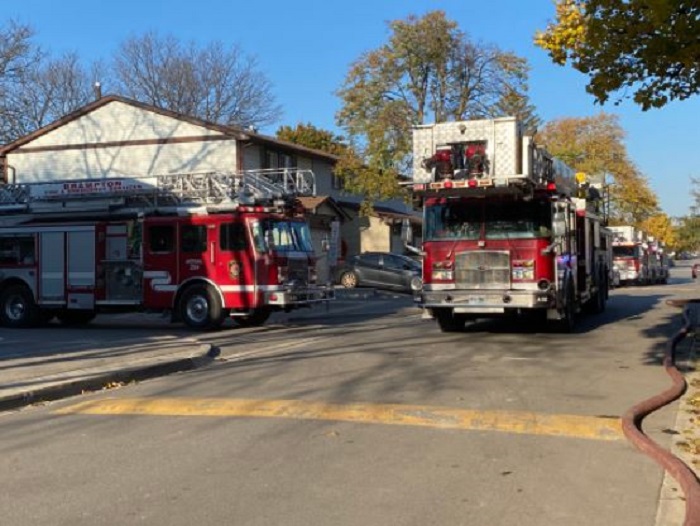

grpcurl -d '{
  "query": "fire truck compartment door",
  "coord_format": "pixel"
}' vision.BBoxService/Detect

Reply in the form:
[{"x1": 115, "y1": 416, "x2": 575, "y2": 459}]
[
  {"x1": 66, "y1": 230, "x2": 96, "y2": 309},
  {"x1": 39, "y1": 232, "x2": 65, "y2": 302}
]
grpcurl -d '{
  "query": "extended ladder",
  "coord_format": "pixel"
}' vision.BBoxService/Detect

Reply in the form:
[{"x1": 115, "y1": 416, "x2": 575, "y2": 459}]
[{"x1": 0, "y1": 168, "x2": 316, "y2": 219}]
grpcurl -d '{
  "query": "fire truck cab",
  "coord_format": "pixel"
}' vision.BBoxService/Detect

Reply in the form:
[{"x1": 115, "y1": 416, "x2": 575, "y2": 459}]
[
  {"x1": 0, "y1": 169, "x2": 333, "y2": 330},
  {"x1": 407, "y1": 117, "x2": 610, "y2": 332}
]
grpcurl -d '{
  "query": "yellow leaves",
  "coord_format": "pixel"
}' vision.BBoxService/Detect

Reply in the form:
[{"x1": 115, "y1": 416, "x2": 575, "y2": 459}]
[
  {"x1": 536, "y1": 1, "x2": 700, "y2": 109},
  {"x1": 640, "y1": 214, "x2": 676, "y2": 246},
  {"x1": 534, "y1": 1, "x2": 587, "y2": 65},
  {"x1": 537, "y1": 114, "x2": 659, "y2": 225}
]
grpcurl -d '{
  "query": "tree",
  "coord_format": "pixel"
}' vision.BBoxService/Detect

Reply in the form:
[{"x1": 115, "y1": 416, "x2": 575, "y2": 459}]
[
  {"x1": 640, "y1": 213, "x2": 676, "y2": 247},
  {"x1": 536, "y1": 114, "x2": 659, "y2": 225},
  {"x1": 336, "y1": 10, "x2": 539, "y2": 205},
  {"x1": 0, "y1": 20, "x2": 42, "y2": 143},
  {"x1": 276, "y1": 123, "x2": 348, "y2": 156},
  {"x1": 0, "y1": 20, "x2": 39, "y2": 89},
  {"x1": 535, "y1": 1, "x2": 700, "y2": 110},
  {"x1": 1, "y1": 52, "x2": 100, "y2": 142},
  {"x1": 673, "y1": 177, "x2": 700, "y2": 253},
  {"x1": 276, "y1": 122, "x2": 385, "y2": 213},
  {"x1": 113, "y1": 32, "x2": 282, "y2": 129}
]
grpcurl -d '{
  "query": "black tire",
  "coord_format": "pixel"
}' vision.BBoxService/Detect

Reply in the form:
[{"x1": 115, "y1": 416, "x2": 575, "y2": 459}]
[
  {"x1": 553, "y1": 282, "x2": 576, "y2": 333},
  {"x1": 178, "y1": 284, "x2": 225, "y2": 330},
  {"x1": 56, "y1": 310, "x2": 96, "y2": 326},
  {"x1": 0, "y1": 284, "x2": 39, "y2": 328},
  {"x1": 434, "y1": 308, "x2": 465, "y2": 332},
  {"x1": 339, "y1": 271, "x2": 359, "y2": 289},
  {"x1": 37, "y1": 310, "x2": 56, "y2": 326},
  {"x1": 234, "y1": 308, "x2": 272, "y2": 327},
  {"x1": 585, "y1": 275, "x2": 606, "y2": 315}
]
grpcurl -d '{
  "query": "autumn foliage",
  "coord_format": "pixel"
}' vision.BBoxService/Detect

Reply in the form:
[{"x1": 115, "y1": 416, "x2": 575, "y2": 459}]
[{"x1": 535, "y1": 1, "x2": 700, "y2": 110}]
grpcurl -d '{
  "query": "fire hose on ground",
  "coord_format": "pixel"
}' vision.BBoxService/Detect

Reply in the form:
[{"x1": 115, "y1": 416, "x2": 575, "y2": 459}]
[{"x1": 622, "y1": 299, "x2": 700, "y2": 526}]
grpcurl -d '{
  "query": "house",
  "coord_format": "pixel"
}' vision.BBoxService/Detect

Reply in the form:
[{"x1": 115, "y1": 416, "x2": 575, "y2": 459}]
[{"x1": 0, "y1": 95, "x2": 420, "y2": 279}]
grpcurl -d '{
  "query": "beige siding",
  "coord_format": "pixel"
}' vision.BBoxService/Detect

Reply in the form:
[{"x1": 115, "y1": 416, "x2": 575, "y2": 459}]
[
  {"x1": 340, "y1": 211, "x2": 363, "y2": 258},
  {"x1": 9, "y1": 140, "x2": 238, "y2": 182},
  {"x1": 361, "y1": 216, "x2": 391, "y2": 253},
  {"x1": 24, "y1": 101, "x2": 224, "y2": 148}
]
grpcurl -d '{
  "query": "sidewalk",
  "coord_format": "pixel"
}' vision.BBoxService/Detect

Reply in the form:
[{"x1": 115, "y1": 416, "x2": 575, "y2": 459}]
[{"x1": 0, "y1": 290, "x2": 416, "y2": 413}]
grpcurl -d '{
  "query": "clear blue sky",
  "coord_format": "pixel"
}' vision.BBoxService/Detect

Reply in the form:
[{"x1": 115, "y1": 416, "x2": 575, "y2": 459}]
[{"x1": 6, "y1": 0, "x2": 699, "y2": 216}]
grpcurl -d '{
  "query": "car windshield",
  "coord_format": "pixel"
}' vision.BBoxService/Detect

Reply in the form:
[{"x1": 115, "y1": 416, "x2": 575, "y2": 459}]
[
  {"x1": 251, "y1": 219, "x2": 314, "y2": 253},
  {"x1": 424, "y1": 200, "x2": 552, "y2": 241}
]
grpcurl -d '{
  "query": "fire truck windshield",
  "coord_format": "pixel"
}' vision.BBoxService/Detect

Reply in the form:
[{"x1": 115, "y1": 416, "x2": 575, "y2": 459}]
[
  {"x1": 613, "y1": 246, "x2": 639, "y2": 258},
  {"x1": 425, "y1": 200, "x2": 552, "y2": 241},
  {"x1": 252, "y1": 219, "x2": 314, "y2": 253}
]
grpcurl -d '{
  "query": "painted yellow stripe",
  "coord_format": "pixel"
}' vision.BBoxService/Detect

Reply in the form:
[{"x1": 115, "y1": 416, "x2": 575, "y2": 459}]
[{"x1": 56, "y1": 398, "x2": 622, "y2": 441}]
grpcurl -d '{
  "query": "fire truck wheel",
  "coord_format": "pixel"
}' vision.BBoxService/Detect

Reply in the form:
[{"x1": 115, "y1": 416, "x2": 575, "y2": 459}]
[
  {"x1": 56, "y1": 310, "x2": 97, "y2": 326},
  {"x1": 554, "y1": 283, "x2": 576, "y2": 333},
  {"x1": 179, "y1": 285, "x2": 225, "y2": 330},
  {"x1": 0, "y1": 284, "x2": 40, "y2": 328},
  {"x1": 339, "y1": 271, "x2": 358, "y2": 289},
  {"x1": 434, "y1": 308, "x2": 465, "y2": 332},
  {"x1": 235, "y1": 308, "x2": 272, "y2": 327}
]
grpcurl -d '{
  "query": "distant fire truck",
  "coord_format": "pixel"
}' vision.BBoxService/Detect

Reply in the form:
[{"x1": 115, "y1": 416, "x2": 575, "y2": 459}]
[
  {"x1": 405, "y1": 117, "x2": 611, "y2": 332},
  {"x1": 609, "y1": 225, "x2": 666, "y2": 285},
  {"x1": 0, "y1": 169, "x2": 333, "y2": 330}
]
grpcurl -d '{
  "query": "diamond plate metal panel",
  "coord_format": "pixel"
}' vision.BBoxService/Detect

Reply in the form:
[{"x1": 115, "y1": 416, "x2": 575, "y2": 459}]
[{"x1": 412, "y1": 118, "x2": 522, "y2": 182}]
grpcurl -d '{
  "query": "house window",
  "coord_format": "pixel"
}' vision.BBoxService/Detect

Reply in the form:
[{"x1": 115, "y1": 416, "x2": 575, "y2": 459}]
[
  {"x1": 280, "y1": 153, "x2": 295, "y2": 169},
  {"x1": 264, "y1": 149, "x2": 296, "y2": 169},
  {"x1": 332, "y1": 172, "x2": 344, "y2": 190}
]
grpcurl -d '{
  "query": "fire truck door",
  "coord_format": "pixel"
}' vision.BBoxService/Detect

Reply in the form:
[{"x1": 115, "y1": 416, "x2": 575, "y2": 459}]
[
  {"x1": 216, "y1": 221, "x2": 255, "y2": 309},
  {"x1": 66, "y1": 229, "x2": 96, "y2": 309},
  {"x1": 39, "y1": 231, "x2": 65, "y2": 303},
  {"x1": 142, "y1": 222, "x2": 177, "y2": 309}
]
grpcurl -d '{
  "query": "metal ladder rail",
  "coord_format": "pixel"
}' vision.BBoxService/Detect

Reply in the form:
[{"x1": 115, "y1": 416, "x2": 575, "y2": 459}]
[{"x1": 0, "y1": 168, "x2": 317, "y2": 212}]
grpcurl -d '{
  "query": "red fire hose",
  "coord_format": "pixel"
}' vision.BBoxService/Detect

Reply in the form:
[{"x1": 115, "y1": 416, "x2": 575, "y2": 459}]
[{"x1": 621, "y1": 300, "x2": 700, "y2": 526}]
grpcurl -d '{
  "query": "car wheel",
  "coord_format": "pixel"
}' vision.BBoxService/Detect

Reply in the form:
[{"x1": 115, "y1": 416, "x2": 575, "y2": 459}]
[{"x1": 340, "y1": 271, "x2": 358, "y2": 289}]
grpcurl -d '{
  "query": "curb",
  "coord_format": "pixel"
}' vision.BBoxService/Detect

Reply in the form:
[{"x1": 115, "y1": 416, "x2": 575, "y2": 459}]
[{"x1": 0, "y1": 344, "x2": 220, "y2": 413}]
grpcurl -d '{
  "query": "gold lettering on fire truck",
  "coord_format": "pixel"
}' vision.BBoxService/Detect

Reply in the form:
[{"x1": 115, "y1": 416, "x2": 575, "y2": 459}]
[{"x1": 185, "y1": 258, "x2": 202, "y2": 271}]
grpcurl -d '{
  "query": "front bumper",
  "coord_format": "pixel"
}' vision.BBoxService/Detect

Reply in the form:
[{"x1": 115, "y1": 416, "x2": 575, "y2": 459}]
[
  {"x1": 264, "y1": 285, "x2": 335, "y2": 307},
  {"x1": 420, "y1": 288, "x2": 554, "y2": 313},
  {"x1": 618, "y1": 270, "x2": 639, "y2": 281}
]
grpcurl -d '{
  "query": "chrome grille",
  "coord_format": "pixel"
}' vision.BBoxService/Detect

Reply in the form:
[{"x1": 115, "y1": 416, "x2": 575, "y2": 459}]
[{"x1": 455, "y1": 251, "x2": 510, "y2": 289}]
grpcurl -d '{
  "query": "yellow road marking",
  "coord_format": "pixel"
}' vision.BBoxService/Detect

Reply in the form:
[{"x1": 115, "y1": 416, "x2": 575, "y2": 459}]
[{"x1": 56, "y1": 397, "x2": 622, "y2": 441}]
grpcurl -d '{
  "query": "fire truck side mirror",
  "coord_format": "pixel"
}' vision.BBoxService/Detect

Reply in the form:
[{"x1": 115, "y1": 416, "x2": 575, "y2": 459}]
[{"x1": 552, "y1": 212, "x2": 567, "y2": 238}]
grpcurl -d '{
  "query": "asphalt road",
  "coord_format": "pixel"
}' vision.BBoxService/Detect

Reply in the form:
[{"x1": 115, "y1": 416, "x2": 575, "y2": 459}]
[{"x1": 0, "y1": 266, "x2": 696, "y2": 526}]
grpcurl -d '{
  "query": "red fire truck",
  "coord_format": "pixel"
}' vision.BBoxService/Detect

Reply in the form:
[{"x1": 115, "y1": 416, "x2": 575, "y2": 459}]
[
  {"x1": 406, "y1": 117, "x2": 611, "y2": 332},
  {"x1": 0, "y1": 169, "x2": 333, "y2": 330}
]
